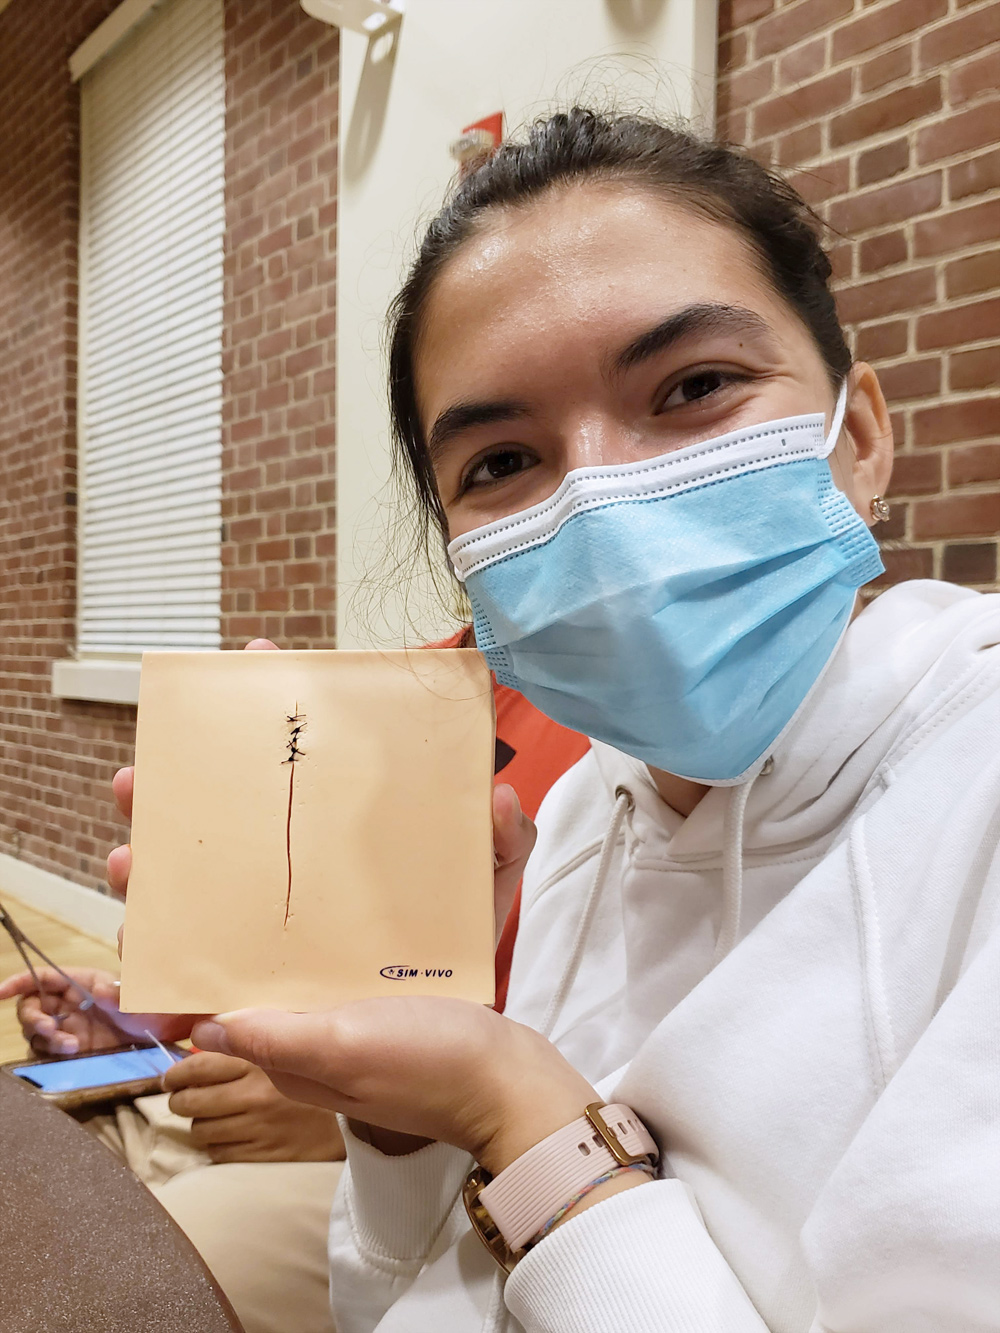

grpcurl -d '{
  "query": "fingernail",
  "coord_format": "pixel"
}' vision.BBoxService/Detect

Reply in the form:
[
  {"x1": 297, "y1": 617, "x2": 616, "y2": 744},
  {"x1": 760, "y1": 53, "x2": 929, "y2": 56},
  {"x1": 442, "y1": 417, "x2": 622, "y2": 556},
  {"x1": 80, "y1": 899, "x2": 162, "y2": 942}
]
[{"x1": 193, "y1": 1020, "x2": 231, "y2": 1054}]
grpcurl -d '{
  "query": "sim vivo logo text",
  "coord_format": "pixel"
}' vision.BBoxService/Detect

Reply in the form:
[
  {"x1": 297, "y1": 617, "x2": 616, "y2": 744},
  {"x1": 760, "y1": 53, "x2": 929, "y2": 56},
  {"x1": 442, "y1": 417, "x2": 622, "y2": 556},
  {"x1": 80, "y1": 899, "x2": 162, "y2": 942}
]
[{"x1": 380, "y1": 965, "x2": 454, "y2": 980}]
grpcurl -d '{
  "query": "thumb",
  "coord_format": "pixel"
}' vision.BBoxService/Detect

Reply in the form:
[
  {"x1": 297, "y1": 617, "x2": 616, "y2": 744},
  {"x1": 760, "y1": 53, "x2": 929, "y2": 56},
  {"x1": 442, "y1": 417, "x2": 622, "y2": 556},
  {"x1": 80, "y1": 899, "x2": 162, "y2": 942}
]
[
  {"x1": 245, "y1": 638, "x2": 280, "y2": 651},
  {"x1": 192, "y1": 1008, "x2": 323, "y2": 1076}
]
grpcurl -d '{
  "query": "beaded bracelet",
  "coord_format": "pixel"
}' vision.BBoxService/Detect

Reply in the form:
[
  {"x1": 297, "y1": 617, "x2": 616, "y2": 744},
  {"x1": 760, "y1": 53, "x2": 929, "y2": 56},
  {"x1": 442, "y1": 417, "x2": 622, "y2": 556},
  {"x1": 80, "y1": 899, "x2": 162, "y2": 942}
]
[{"x1": 526, "y1": 1160, "x2": 655, "y2": 1248}]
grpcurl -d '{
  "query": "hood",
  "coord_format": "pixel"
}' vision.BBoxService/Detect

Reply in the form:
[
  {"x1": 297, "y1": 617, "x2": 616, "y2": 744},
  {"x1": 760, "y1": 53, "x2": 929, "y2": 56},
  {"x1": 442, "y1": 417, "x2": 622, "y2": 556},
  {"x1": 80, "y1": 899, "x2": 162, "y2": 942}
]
[{"x1": 590, "y1": 580, "x2": 1000, "y2": 872}]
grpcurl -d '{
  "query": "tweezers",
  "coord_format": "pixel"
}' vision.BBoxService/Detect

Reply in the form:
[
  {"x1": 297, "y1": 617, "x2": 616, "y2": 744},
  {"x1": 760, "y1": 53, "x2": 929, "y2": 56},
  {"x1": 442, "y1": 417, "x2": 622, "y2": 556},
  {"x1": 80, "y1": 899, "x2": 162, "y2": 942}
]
[{"x1": 0, "y1": 893, "x2": 100, "y2": 1017}]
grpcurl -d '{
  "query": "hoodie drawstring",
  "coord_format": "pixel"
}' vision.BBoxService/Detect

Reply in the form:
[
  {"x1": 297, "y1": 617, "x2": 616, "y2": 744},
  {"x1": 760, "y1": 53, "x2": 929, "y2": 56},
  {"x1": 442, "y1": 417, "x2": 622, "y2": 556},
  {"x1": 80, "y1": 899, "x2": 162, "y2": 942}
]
[
  {"x1": 539, "y1": 785, "x2": 633, "y2": 1040},
  {"x1": 713, "y1": 775, "x2": 758, "y2": 965}
]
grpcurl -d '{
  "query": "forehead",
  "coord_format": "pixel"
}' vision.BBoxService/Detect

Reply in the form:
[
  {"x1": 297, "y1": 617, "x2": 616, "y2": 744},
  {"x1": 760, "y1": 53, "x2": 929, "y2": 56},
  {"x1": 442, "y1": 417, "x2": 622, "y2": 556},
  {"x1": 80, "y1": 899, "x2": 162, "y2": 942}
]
[{"x1": 415, "y1": 183, "x2": 797, "y2": 401}]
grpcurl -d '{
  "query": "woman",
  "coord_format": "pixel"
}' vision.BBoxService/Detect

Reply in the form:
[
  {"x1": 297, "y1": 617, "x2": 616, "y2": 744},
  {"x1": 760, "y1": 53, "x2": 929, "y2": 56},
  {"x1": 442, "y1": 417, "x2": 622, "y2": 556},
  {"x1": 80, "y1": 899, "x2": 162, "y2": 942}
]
[{"x1": 141, "y1": 110, "x2": 1000, "y2": 1330}]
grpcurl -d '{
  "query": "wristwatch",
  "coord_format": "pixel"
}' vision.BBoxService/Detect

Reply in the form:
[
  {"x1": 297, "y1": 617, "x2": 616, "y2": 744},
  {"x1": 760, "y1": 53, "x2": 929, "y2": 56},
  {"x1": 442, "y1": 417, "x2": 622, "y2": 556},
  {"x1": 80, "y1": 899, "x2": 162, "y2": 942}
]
[{"x1": 463, "y1": 1102, "x2": 658, "y2": 1273}]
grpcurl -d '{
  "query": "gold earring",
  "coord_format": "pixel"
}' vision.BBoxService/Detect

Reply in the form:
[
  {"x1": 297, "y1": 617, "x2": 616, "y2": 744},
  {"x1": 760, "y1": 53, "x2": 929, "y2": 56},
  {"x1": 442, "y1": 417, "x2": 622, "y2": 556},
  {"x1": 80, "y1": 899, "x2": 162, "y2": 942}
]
[{"x1": 870, "y1": 495, "x2": 890, "y2": 523}]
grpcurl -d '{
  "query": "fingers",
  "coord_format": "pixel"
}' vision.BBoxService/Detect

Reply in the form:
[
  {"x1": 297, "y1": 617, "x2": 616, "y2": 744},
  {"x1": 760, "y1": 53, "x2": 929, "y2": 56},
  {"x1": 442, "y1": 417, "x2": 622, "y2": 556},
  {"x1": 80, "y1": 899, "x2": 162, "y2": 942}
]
[
  {"x1": 0, "y1": 970, "x2": 45, "y2": 1002},
  {"x1": 492, "y1": 783, "x2": 536, "y2": 941},
  {"x1": 187, "y1": 1113, "x2": 255, "y2": 1150},
  {"x1": 244, "y1": 639, "x2": 279, "y2": 651},
  {"x1": 492, "y1": 784, "x2": 536, "y2": 873},
  {"x1": 112, "y1": 767, "x2": 134, "y2": 821},
  {"x1": 192, "y1": 1009, "x2": 353, "y2": 1092},
  {"x1": 162, "y1": 1051, "x2": 250, "y2": 1093},
  {"x1": 0, "y1": 966, "x2": 84, "y2": 1003},
  {"x1": 168, "y1": 1078, "x2": 254, "y2": 1121},
  {"x1": 107, "y1": 843, "x2": 131, "y2": 898}
]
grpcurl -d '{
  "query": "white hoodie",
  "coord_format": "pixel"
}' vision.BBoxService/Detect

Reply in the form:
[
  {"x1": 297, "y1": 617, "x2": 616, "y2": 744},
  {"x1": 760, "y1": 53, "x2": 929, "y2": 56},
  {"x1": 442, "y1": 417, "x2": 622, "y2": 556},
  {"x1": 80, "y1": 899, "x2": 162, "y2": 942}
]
[{"x1": 328, "y1": 580, "x2": 1000, "y2": 1333}]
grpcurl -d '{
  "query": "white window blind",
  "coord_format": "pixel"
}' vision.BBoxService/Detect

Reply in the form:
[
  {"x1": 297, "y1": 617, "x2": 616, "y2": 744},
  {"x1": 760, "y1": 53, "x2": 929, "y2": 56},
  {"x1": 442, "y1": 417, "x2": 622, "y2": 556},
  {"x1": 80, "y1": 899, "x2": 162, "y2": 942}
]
[{"x1": 78, "y1": 0, "x2": 225, "y2": 654}]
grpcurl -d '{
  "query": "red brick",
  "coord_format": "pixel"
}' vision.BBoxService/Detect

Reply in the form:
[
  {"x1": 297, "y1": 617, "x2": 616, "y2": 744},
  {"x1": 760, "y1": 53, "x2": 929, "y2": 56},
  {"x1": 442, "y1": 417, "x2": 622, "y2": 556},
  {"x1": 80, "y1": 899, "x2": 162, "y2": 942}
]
[
  {"x1": 949, "y1": 47, "x2": 1000, "y2": 107},
  {"x1": 919, "y1": 9, "x2": 1000, "y2": 69},
  {"x1": 878, "y1": 356, "x2": 943, "y2": 401},
  {"x1": 950, "y1": 345, "x2": 1000, "y2": 391},
  {"x1": 719, "y1": 30, "x2": 749, "y2": 73},
  {"x1": 913, "y1": 493, "x2": 1000, "y2": 540},
  {"x1": 858, "y1": 229, "x2": 908, "y2": 273},
  {"x1": 775, "y1": 121, "x2": 822, "y2": 165},
  {"x1": 719, "y1": 0, "x2": 775, "y2": 27},
  {"x1": 946, "y1": 251, "x2": 1000, "y2": 300},
  {"x1": 837, "y1": 268, "x2": 937, "y2": 324},
  {"x1": 859, "y1": 43, "x2": 914, "y2": 95},
  {"x1": 256, "y1": 539, "x2": 292, "y2": 562},
  {"x1": 834, "y1": 0, "x2": 947, "y2": 62},
  {"x1": 753, "y1": 69, "x2": 852, "y2": 138},
  {"x1": 942, "y1": 542, "x2": 997, "y2": 584},
  {"x1": 778, "y1": 38, "x2": 826, "y2": 88},
  {"x1": 755, "y1": 0, "x2": 853, "y2": 58},
  {"x1": 912, "y1": 397, "x2": 1000, "y2": 447},
  {"x1": 889, "y1": 451, "x2": 942, "y2": 494},
  {"x1": 718, "y1": 59, "x2": 774, "y2": 115},
  {"x1": 830, "y1": 77, "x2": 942, "y2": 148},
  {"x1": 869, "y1": 545, "x2": 936, "y2": 587},
  {"x1": 917, "y1": 100, "x2": 1000, "y2": 165},
  {"x1": 257, "y1": 223, "x2": 293, "y2": 258},
  {"x1": 918, "y1": 297, "x2": 1000, "y2": 351},
  {"x1": 857, "y1": 137, "x2": 910, "y2": 187},
  {"x1": 948, "y1": 443, "x2": 1000, "y2": 487},
  {"x1": 716, "y1": 107, "x2": 748, "y2": 143},
  {"x1": 855, "y1": 318, "x2": 909, "y2": 360},
  {"x1": 913, "y1": 199, "x2": 1000, "y2": 257},
  {"x1": 791, "y1": 155, "x2": 850, "y2": 206},
  {"x1": 950, "y1": 148, "x2": 1000, "y2": 200},
  {"x1": 829, "y1": 172, "x2": 942, "y2": 235}
]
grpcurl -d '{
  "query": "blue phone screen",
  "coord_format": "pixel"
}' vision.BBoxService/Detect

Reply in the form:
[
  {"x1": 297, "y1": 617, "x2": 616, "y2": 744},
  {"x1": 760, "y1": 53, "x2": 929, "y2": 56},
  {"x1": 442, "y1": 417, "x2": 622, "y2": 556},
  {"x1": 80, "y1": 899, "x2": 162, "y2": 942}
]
[{"x1": 12, "y1": 1046, "x2": 179, "y2": 1093}]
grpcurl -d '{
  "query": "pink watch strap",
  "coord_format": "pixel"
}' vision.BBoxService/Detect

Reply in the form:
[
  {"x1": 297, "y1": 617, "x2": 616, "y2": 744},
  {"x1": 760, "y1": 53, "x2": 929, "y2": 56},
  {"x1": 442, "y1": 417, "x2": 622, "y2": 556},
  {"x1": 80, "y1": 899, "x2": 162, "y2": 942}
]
[{"x1": 478, "y1": 1102, "x2": 657, "y2": 1252}]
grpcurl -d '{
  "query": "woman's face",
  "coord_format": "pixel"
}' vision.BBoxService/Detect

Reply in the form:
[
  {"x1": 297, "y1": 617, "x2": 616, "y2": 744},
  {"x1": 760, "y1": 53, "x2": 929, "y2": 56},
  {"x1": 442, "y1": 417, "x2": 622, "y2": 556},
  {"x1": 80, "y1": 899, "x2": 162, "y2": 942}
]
[{"x1": 414, "y1": 183, "x2": 886, "y2": 542}]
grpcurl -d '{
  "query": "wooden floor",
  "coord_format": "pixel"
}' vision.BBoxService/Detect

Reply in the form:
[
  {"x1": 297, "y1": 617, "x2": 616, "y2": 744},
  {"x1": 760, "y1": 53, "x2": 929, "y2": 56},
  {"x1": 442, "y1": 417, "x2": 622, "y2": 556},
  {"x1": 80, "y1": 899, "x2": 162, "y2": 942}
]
[{"x1": 0, "y1": 899, "x2": 120, "y2": 1064}]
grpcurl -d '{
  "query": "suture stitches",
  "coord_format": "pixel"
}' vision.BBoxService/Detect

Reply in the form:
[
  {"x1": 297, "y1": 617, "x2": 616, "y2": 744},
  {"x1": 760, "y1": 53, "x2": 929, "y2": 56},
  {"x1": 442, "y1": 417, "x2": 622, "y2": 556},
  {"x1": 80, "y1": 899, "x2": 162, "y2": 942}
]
[{"x1": 283, "y1": 706, "x2": 306, "y2": 927}]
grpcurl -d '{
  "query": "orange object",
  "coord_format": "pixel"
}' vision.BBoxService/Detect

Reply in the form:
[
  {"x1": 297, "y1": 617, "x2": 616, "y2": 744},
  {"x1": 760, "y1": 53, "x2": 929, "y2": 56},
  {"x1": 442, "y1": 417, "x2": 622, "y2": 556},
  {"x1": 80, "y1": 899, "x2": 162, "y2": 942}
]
[{"x1": 432, "y1": 629, "x2": 590, "y2": 1010}]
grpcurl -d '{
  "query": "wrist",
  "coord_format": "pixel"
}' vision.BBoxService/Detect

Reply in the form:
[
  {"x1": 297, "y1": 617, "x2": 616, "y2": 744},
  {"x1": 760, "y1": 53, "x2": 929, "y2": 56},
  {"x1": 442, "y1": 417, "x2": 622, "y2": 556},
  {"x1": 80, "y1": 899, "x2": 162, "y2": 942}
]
[
  {"x1": 464, "y1": 1101, "x2": 659, "y2": 1272},
  {"x1": 475, "y1": 1023, "x2": 597, "y2": 1176},
  {"x1": 478, "y1": 1081, "x2": 596, "y2": 1177}
]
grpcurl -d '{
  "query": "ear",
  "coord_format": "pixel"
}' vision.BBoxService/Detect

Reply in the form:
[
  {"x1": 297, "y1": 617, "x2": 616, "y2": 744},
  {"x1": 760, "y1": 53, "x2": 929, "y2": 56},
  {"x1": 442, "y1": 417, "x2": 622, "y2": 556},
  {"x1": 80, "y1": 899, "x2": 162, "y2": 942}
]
[{"x1": 830, "y1": 362, "x2": 894, "y2": 525}]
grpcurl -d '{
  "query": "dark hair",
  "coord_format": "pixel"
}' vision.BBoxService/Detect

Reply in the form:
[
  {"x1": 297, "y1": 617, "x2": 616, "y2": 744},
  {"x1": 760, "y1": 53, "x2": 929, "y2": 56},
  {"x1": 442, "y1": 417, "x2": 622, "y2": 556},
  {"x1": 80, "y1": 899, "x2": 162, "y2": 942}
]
[{"x1": 388, "y1": 106, "x2": 852, "y2": 543}]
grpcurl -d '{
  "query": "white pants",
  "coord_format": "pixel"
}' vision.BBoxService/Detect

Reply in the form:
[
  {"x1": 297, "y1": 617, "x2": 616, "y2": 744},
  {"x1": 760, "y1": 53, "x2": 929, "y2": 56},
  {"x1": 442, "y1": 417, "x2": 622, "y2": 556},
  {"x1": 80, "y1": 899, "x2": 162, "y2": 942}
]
[{"x1": 79, "y1": 1094, "x2": 341, "y2": 1333}]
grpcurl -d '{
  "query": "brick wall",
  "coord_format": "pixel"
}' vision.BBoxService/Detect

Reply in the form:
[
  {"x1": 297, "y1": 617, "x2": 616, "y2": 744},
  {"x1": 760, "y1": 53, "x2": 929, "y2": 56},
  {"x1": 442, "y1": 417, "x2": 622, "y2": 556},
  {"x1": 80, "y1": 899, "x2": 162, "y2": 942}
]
[
  {"x1": 718, "y1": 0, "x2": 1000, "y2": 591},
  {"x1": 221, "y1": 0, "x2": 339, "y2": 650},
  {"x1": 0, "y1": 0, "x2": 132, "y2": 891},
  {"x1": 0, "y1": 0, "x2": 339, "y2": 895}
]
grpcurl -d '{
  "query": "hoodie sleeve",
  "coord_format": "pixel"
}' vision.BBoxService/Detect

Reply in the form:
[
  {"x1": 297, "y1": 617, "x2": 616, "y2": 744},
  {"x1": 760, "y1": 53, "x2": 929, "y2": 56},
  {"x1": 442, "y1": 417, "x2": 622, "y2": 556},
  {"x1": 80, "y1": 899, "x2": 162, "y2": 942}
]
[
  {"x1": 327, "y1": 1121, "x2": 474, "y2": 1333},
  {"x1": 505, "y1": 1178, "x2": 769, "y2": 1331}
]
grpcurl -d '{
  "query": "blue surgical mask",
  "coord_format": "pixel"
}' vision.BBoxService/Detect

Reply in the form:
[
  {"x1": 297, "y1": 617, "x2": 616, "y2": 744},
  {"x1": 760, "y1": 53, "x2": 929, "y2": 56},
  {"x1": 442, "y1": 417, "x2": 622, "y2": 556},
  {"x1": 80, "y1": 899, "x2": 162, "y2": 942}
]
[{"x1": 448, "y1": 387, "x2": 883, "y2": 785}]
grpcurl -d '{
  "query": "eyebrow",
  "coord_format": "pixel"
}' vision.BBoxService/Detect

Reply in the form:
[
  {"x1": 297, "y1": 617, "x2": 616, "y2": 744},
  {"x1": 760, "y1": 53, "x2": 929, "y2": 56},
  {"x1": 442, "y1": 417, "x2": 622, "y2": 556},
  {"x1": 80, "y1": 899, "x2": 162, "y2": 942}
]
[
  {"x1": 426, "y1": 399, "x2": 531, "y2": 461},
  {"x1": 609, "y1": 303, "x2": 779, "y2": 379}
]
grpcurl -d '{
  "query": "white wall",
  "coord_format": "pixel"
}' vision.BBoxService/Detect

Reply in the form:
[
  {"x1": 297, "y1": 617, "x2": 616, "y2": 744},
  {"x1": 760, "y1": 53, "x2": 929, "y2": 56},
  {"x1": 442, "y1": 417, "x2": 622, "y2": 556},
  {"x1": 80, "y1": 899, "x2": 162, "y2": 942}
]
[{"x1": 336, "y1": 0, "x2": 718, "y2": 647}]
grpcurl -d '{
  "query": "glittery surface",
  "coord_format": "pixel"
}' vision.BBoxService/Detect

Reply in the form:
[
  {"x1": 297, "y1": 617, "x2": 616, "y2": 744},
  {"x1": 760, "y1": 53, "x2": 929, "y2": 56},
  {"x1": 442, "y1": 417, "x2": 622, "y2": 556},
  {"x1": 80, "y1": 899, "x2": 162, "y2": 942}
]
[{"x1": 0, "y1": 1077, "x2": 243, "y2": 1331}]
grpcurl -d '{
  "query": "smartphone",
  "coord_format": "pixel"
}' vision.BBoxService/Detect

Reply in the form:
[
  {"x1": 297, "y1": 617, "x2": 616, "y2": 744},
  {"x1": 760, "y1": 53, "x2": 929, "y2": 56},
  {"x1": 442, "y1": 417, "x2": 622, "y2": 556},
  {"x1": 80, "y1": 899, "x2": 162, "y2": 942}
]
[{"x1": 0, "y1": 1042, "x2": 187, "y2": 1110}]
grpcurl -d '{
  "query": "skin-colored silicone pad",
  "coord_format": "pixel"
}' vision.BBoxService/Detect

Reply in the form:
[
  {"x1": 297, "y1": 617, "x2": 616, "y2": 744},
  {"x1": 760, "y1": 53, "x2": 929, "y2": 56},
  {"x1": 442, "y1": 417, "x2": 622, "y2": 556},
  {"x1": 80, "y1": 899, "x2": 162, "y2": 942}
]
[{"x1": 119, "y1": 649, "x2": 496, "y2": 1014}]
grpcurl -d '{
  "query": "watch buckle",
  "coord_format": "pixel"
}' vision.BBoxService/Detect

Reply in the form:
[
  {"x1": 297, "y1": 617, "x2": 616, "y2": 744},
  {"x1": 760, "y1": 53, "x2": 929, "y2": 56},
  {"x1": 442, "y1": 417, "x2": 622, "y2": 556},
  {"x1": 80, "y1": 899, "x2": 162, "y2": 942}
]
[
  {"x1": 585, "y1": 1101, "x2": 646, "y2": 1166},
  {"x1": 462, "y1": 1166, "x2": 525, "y2": 1275}
]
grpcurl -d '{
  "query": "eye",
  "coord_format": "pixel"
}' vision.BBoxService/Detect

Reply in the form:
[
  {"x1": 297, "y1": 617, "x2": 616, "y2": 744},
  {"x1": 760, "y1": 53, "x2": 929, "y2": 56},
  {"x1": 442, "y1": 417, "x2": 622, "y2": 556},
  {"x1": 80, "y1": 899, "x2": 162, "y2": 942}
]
[
  {"x1": 658, "y1": 369, "x2": 741, "y2": 411},
  {"x1": 459, "y1": 447, "x2": 536, "y2": 493}
]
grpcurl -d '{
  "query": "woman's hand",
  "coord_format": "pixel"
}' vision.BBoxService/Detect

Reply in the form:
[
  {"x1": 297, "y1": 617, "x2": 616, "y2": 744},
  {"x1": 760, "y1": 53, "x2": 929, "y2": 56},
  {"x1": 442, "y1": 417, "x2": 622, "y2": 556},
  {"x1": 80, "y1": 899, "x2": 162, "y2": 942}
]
[
  {"x1": 192, "y1": 996, "x2": 595, "y2": 1176},
  {"x1": 163, "y1": 1051, "x2": 346, "y2": 1164},
  {"x1": 0, "y1": 965, "x2": 195, "y2": 1055}
]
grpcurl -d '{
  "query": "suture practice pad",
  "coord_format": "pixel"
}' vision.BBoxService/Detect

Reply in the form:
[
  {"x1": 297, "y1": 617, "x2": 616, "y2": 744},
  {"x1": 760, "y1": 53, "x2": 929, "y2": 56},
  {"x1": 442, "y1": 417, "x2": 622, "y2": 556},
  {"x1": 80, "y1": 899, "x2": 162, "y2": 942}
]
[{"x1": 119, "y1": 649, "x2": 496, "y2": 1013}]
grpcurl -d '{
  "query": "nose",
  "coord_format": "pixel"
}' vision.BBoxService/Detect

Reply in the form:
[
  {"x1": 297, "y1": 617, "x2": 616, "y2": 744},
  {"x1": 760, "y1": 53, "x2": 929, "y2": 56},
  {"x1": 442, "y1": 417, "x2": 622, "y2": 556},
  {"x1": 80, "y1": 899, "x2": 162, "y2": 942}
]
[{"x1": 562, "y1": 415, "x2": 636, "y2": 471}]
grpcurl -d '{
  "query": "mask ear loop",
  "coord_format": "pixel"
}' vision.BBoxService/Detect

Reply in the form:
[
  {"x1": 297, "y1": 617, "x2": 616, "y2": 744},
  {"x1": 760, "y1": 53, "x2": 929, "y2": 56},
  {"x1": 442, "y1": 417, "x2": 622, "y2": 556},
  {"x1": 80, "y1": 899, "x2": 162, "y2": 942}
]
[{"x1": 819, "y1": 380, "x2": 849, "y2": 459}]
